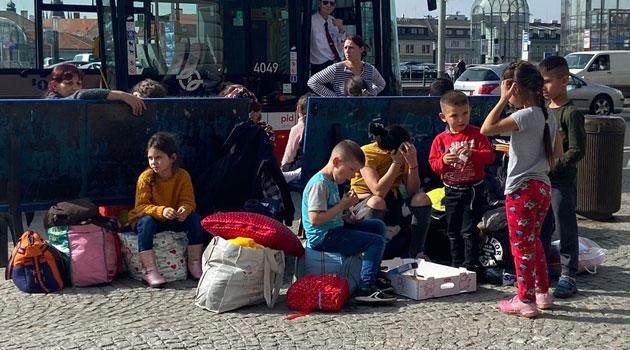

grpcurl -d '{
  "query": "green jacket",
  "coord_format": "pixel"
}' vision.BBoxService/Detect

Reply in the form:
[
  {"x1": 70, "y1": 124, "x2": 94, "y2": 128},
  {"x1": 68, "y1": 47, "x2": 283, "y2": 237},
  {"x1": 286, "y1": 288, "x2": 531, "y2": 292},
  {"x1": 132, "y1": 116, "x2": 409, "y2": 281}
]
[{"x1": 549, "y1": 101, "x2": 586, "y2": 185}]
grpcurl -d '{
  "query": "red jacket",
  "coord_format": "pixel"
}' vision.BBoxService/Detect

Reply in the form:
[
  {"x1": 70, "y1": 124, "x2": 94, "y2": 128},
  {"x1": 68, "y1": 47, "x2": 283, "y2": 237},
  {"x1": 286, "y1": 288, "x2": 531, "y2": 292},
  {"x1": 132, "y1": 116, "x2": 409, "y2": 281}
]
[{"x1": 429, "y1": 125, "x2": 495, "y2": 185}]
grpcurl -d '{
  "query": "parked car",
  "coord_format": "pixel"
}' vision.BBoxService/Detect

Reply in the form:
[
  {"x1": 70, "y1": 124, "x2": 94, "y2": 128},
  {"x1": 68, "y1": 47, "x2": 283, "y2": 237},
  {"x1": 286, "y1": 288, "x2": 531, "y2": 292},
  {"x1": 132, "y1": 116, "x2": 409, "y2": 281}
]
[
  {"x1": 566, "y1": 50, "x2": 630, "y2": 89},
  {"x1": 73, "y1": 53, "x2": 96, "y2": 63},
  {"x1": 454, "y1": 64, "x2": 624, "y2": 115},
  {"x1": 400, "y1": 62, "x2": 437, "y2": 80},
  {"x1": 78, "y1": 62, "x2": 102, "y2": 70},
  {"x1": 46, "y1": 60, "x2": 86, "y2": 69}
]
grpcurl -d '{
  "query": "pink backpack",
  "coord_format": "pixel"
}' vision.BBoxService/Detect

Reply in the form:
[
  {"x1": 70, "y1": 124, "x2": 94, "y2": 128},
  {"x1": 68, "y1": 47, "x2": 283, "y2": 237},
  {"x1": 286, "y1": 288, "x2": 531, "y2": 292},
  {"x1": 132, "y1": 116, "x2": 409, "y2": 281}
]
[{"x1": 48, "y1": 224, "x2": 120, "y2": 287}]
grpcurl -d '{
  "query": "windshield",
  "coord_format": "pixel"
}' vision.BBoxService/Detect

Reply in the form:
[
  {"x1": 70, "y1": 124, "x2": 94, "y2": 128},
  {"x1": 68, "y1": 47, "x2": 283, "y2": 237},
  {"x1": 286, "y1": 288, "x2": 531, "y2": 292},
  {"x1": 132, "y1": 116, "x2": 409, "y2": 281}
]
[
  {"x1": 565, "y1": 54, "x2": 594, "y2": 70},
  {"x1": 457, "y1": 68, "x2": 499, "y2": 82}
]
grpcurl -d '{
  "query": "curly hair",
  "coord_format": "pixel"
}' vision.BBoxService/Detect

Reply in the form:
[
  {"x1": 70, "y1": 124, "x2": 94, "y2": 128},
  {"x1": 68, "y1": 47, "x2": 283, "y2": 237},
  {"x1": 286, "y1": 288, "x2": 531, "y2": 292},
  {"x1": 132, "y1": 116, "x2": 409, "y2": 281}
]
[{"x1": 131, "y1": 79, "x2": 167, "y2": 98}]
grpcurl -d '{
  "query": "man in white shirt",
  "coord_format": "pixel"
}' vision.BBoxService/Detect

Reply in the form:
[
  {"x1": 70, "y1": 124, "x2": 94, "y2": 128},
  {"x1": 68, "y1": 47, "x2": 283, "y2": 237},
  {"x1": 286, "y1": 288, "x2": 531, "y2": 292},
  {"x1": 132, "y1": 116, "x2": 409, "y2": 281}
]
[{"x1": 310, "y1": 0, "x2": 346, "y2": 75}]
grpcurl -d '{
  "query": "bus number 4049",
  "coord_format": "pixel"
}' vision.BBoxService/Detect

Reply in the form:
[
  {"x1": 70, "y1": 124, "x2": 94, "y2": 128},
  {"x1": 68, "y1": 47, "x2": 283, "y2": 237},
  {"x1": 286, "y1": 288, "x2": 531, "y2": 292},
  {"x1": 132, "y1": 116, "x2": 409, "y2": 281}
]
[{"x1": 253, "y1": 62, "x2": 279, "y2": 74}]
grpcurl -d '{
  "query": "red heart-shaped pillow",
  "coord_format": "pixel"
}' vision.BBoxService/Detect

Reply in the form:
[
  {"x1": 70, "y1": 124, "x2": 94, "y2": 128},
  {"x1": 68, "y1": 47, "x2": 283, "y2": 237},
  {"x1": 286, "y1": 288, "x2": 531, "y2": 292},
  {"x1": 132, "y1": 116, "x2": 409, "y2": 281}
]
[{"x1": 201, "y1": 212, "x2": 304, "y2": 257}]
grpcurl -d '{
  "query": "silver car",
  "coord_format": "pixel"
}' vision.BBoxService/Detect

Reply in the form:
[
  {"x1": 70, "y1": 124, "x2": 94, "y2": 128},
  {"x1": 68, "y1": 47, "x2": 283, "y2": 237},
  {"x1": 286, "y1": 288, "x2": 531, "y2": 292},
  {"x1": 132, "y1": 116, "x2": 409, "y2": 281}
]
[{"x1": 454, "y1": 64, "x2": 624, "y2": 115}]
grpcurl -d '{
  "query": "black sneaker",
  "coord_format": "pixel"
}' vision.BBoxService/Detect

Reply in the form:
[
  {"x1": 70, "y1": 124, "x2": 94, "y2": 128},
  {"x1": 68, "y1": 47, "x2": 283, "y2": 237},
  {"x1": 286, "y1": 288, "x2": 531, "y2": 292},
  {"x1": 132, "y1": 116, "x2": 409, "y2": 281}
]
[
  {"x1": 375, "y1": 275, "x2": 395, "y2": 294},
  {"x1": 354, "y1": 288, "x2": 397, "y2": 305}
]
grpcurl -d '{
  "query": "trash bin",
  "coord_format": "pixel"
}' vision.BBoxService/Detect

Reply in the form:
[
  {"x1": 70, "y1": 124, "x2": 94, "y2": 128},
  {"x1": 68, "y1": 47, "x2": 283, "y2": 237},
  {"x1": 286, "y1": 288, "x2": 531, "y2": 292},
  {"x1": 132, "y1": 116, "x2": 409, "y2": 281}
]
[{"x1": 576, "y1": 116, "x2": 626, "y2": 220}]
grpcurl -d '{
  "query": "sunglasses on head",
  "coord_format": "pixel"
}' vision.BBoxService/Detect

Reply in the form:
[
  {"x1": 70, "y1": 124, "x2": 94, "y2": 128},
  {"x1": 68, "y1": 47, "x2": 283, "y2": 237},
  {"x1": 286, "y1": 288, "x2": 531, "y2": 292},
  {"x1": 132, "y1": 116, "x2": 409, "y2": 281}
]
[{"x1": 322, "y1": 1, "x2": 336, "y2": 6}]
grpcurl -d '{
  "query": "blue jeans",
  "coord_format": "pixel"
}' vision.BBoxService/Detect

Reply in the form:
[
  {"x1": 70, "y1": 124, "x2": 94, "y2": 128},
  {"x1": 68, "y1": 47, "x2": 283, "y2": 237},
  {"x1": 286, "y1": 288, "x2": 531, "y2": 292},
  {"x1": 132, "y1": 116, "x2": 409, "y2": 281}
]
[
  {"x1": 311, "y1": 219, "x2": 386, "y2": 290},
  {"x1": 135, "y1": 212, "x2": 205, "y2": 252},
  {"x1": 540, "y1": 182, "x2": 579, "y2": 278}
]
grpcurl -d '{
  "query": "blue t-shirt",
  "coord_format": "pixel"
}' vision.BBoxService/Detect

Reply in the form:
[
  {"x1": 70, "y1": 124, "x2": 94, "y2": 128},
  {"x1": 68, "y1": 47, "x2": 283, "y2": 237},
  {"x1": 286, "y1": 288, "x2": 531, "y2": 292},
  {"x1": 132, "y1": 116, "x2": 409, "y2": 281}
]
[{"x1": 302, "y1": 172, "x2": 343, "y2": 247}]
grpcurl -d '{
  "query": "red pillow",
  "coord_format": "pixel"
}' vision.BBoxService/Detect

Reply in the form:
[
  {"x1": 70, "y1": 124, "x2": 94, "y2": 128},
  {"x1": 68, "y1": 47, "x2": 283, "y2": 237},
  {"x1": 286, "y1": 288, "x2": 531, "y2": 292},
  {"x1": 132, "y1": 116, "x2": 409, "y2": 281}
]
[{"x1": 201, "y1": 212, "x2": 304, "y2": 257}]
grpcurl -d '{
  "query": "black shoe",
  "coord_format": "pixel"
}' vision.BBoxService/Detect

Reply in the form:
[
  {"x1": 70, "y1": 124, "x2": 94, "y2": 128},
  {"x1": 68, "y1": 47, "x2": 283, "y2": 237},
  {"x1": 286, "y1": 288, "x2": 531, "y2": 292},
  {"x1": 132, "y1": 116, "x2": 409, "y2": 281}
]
[
  {"x1": 355, "y1": 288, "x2": 397, "y2": 305},
  {"x1": 375, "y1": 274, "x2": 395, "y2": 294}
]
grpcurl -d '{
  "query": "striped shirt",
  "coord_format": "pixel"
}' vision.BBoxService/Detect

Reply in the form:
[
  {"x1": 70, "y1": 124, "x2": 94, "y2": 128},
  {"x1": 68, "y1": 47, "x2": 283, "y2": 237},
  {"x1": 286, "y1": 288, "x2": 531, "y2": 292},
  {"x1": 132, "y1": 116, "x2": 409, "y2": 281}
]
[{"x1": 307, "y1": 61, "x2": 386, "y2": 96}]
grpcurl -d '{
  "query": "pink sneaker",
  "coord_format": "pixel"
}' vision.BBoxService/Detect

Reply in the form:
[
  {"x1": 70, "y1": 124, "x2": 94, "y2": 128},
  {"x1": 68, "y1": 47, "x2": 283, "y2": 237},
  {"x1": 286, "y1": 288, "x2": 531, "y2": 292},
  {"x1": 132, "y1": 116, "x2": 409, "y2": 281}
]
[
  {"x1": 536, "y1": 292, "x2": 553, "y2": 310},
  {"x1": 498, "y1": 296, "x2": 538, "y2": 318}
]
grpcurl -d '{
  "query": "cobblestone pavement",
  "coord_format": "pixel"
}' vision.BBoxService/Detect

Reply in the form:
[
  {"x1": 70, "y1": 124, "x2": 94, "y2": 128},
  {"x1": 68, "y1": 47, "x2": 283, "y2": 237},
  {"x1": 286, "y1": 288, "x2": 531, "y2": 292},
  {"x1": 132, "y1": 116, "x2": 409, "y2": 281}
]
[{"x1": 1, "y1": 178, "x2": 629, "y2": 349}]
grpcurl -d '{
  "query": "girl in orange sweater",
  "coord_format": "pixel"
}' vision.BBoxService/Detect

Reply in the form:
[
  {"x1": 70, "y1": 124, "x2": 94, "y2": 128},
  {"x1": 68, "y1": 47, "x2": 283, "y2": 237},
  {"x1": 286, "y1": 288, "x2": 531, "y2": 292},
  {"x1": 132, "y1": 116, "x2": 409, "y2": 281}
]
[{"x1": 128, "y1": 132, "x2": 204, "y2": 287}]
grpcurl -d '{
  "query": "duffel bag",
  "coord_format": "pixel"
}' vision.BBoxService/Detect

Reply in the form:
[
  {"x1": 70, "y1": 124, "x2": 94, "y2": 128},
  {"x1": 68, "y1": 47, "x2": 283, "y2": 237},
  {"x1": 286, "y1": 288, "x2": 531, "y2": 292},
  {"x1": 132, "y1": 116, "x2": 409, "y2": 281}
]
[
  {"x1": 47, "y1": 224, "x2": 120, "y2": 287},
  {"x1": 118, "y1": 231, "x2": 188, "y2": 282}
]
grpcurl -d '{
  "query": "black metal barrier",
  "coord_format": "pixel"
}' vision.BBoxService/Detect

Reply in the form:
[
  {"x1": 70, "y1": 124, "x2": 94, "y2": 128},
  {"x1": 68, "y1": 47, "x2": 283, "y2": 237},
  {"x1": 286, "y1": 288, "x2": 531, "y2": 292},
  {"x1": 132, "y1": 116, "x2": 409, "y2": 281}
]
[
  {"x1": 0, "y1": 98, "x2": 250, "y2": 266},
  {"x1": 301, "y1": 96, "x2": 501, "y2": 186}
]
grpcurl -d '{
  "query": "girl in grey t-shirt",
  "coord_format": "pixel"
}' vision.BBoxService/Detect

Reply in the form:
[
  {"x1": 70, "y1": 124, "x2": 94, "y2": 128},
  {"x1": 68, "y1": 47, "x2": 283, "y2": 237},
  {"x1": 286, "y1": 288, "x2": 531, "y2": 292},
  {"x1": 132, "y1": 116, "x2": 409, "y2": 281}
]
[{"x1": 480, "y1": 61, "x2": 558, "y2": 319}]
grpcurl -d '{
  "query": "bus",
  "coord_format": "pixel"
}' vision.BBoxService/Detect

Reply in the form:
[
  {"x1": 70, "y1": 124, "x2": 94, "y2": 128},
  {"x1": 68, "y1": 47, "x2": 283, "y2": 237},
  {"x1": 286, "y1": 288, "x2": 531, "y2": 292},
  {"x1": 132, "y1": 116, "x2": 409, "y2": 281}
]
[{"x1": 0, "y1": 1, "x2": 401, "y2": 101}]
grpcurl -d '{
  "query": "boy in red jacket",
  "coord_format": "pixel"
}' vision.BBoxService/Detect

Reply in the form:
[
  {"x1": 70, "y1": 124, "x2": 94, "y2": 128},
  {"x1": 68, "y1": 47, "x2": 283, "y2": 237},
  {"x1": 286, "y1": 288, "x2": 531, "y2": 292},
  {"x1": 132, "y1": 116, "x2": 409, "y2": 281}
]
[{"x1": 429, "y1": 91, "x2": 495, "y2": 271}]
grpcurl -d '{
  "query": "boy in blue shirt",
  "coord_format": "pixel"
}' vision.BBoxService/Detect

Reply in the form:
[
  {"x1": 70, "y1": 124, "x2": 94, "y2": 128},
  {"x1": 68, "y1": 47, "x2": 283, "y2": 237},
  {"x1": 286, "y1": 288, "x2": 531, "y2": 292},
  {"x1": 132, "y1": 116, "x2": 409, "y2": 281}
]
[{"x1": 302, "y1": 140, "x2": 396, "y2": 304}]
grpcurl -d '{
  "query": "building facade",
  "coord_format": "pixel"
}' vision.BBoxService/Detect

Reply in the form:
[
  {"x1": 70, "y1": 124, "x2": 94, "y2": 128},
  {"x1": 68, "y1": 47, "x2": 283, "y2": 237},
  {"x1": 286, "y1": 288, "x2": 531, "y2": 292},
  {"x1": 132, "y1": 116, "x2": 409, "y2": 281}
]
[
  {"x1": 471, "y1": 0, "x2": 530, "y2": 64},
  {"x1": 561, "y1": 0, "x2": 630, "y2": 54},
  {"x1": 397, "y1": 15, "x2": 475, "y2": 64},
  {"x1": 527, "y1": 20, "x2": 561, "y2": 63}
]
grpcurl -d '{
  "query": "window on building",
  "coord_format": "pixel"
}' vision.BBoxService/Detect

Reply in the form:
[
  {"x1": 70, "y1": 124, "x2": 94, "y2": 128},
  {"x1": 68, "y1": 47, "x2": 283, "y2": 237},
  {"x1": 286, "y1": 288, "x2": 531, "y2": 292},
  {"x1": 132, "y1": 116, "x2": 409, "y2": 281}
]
[
  {"x1": 451, "y1": 41, "x2": 460, "y2": 48},
  {"x1": 446, "y1": 29, "x2": 453, "y2": 35},
  {"x1": 406, "y1": 44, "x2": 414, "y2": 53},
  {"x1": 456, "y1": 29, "x2": 464, "y2": 35},
  {"x1": 411, "y1": 28, "x2": 418, "y2": 34},
  {"x1": 422, "y1": 44, "x2": 430, "y2": 53}
]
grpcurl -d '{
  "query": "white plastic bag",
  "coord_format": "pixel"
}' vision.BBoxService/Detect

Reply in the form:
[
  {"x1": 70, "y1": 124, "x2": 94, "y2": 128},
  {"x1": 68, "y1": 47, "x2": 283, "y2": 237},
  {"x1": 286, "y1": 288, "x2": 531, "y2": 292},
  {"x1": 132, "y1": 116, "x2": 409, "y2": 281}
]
[
  {"x1": 552, "y1": 236, "x2": 607, "y2": 274},
  {"x1": 195, "y1": 236, "x2": 285, "y2": 313}
]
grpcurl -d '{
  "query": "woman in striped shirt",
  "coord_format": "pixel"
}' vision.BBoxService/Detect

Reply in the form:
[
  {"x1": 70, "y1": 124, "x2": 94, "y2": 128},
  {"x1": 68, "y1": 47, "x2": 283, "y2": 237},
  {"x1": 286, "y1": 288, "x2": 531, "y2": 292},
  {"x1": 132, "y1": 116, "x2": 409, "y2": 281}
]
[{"x1": 308, "y1": 35, "x2": 386, "y2": 96}]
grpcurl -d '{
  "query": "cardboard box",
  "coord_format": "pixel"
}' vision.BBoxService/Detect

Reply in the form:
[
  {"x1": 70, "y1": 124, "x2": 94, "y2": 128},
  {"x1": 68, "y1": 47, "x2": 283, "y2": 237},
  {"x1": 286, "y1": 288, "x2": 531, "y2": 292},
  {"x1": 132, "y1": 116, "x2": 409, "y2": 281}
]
[{"x1": 382, "y1": 258, "x2": 476, "y2": 300}]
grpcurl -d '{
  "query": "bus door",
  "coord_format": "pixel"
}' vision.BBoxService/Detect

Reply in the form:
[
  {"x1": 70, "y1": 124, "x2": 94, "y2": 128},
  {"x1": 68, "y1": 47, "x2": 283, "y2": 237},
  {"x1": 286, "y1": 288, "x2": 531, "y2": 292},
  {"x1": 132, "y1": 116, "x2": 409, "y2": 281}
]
[
  {"x1": 0, "y1": 0, "x2": 108, "y2": 98},
  {"x1": 123, "y1": 1, "x2": 297, "y2": 103},
  {"x1": 304, "y1": 0, "x2": 399, "y2": 95}
]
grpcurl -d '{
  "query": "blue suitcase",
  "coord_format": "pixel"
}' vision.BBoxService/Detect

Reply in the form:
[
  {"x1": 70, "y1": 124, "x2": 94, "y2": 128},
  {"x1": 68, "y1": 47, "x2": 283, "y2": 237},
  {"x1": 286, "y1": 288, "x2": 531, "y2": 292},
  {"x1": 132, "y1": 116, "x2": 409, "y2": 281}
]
[{"x1": 295, "y1": 244, "x2": 362, "y2": 293}]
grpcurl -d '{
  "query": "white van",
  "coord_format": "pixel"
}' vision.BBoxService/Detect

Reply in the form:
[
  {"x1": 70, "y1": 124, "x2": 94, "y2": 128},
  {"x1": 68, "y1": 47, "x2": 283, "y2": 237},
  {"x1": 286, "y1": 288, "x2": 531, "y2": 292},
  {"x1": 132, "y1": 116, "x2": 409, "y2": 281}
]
[{"x1": 565, "y1": 50, "x2": 630, "y2": 88}]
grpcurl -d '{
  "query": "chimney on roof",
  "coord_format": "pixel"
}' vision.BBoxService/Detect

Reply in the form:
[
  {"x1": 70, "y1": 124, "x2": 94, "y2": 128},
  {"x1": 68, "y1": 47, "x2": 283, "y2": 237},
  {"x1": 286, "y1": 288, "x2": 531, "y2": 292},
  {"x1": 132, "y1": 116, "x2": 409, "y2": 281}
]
[
  {"x1": 552, "y1": 19, "x2": 559, "y2": 24},
  {"x1": 534, "y1": 18, "x2": 542, "y2": 23},
  {"x1": 21, "y1": 10, "x2": 28, "y2": 18}
]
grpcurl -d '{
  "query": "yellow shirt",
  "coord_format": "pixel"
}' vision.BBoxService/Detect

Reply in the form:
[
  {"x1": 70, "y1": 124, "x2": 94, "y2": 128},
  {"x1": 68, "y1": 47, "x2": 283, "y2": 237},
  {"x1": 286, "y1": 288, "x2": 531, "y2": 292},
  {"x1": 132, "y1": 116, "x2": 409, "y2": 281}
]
[
  {"x1": 351, "y1": 142, "x2": 407, "y2": 195},
  {"x1": 128, "y1": 168, "x2": 196, "y2": 227}
]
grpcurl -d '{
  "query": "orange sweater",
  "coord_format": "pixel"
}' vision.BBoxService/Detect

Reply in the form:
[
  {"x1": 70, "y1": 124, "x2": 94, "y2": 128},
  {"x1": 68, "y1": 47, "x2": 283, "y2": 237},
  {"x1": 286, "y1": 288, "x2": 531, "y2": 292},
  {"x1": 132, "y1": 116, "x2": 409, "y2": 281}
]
[{"x1": 128, "y1": 168, "x2": 196, "y2": 227}]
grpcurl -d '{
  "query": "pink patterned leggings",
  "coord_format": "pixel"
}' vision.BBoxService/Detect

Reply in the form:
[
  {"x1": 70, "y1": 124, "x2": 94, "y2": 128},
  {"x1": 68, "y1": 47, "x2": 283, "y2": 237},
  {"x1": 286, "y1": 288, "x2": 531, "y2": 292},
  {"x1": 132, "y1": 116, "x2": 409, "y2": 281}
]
[{"x1": 505, "y1": 179, "x2": 551, "y2": 304}]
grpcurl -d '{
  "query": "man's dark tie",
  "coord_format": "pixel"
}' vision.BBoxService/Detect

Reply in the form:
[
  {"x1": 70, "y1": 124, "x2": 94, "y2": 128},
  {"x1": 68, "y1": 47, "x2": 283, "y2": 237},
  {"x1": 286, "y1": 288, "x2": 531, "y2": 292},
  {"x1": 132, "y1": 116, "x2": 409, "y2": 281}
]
[{"x1": 324, "y1": 22, "x2": 341, "y2": 62}]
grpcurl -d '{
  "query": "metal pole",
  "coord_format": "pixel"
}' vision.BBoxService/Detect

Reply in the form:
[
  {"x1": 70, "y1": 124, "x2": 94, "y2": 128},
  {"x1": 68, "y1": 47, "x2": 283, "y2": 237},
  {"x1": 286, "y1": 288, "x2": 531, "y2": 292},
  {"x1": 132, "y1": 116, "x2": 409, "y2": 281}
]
[{"x1": 437, "y1": 0, "x2": 446, "y2": 78}]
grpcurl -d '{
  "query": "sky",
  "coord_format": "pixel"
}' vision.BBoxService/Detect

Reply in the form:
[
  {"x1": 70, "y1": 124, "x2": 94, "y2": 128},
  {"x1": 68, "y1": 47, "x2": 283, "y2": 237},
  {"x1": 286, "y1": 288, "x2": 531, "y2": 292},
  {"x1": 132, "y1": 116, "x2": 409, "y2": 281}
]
[
  {"x1": 396, "y1": 0, "x2": 562, "y2": 22},
  {"x1": 4, "y1": 0, "x2": 562, "y2": 23}
]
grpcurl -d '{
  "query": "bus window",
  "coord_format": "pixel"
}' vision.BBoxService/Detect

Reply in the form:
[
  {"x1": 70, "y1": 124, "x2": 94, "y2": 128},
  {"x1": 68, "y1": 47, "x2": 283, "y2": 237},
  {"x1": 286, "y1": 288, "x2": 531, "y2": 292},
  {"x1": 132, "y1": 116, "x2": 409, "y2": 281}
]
[
  {"x1": 359, "y1": 1, "x2": 375, "y2": 65},
  {"x1": 41, "y1": 10, "x2": 99, "y2": 68},
  {"x1": 0, "y1": 2, "x2": 37, "y2": 69}
]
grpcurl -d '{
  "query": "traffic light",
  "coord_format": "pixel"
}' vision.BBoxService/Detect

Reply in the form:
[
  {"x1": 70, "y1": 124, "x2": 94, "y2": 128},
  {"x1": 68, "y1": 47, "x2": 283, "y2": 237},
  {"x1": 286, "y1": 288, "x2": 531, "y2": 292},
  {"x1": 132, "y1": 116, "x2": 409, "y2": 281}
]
[{"x1": 427, "y1": 0, "x2": 437, "y2": 11}]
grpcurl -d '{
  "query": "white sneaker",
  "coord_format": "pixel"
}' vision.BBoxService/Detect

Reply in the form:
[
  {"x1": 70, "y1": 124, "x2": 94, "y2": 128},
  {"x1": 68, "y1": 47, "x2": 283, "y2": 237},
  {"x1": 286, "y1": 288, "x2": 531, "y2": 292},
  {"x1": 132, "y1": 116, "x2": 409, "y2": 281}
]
[{"x1": 385, "y1": 225, "x2": 401, "y2": 240}]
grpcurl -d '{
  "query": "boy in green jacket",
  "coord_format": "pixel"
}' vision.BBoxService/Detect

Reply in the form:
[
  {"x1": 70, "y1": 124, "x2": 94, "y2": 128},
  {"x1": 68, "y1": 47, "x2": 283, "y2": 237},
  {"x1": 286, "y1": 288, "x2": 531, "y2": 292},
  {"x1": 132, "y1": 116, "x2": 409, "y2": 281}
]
[{"x1": 539, "y1": 56, "x2": 586, "y2": 299}]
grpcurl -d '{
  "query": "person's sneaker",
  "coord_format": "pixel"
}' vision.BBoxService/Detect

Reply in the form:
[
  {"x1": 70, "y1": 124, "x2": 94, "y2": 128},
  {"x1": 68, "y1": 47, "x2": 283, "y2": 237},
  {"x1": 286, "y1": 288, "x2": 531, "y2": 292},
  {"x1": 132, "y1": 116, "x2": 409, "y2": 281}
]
[
  {"x1": 536, "y1": 292, "x2": 553, "y2": 310},
  {"x1": 375, "y1": 275, "x2": 395, "y2": 294},
  {"x1": 355, "y1": 288, "x2": 397, "y2": 305},
  {"x1": 553, "y1": 276, "x2": 577, "y2": 298},
  {"x1": 498, "y1": 296, "x2": 538, "y2": 318}
]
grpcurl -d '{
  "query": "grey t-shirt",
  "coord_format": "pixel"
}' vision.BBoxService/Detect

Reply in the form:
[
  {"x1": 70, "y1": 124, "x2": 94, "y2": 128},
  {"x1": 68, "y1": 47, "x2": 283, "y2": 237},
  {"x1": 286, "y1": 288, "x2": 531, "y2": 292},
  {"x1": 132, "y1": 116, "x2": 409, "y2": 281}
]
[{"x1": 504, "y1": 106, "x2": 557, "y2": 195}]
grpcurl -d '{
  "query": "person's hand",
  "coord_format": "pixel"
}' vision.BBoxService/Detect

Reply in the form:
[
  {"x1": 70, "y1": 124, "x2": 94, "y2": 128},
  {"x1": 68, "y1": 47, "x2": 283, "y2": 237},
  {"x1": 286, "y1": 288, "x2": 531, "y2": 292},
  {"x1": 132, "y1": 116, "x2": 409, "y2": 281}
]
[
  {"x1": 399, "y1": 142, "x2": 418, "y2": 167},
  {"x1": 176, "y1": 206, "x2": 189, "y2": 222},
  {"x1": 390, "y1": 149, "x2": 405, "y2": 168},
  {"x1": 122, "y1": 93, "x2": 147, "y2": 116},
  {"x1": 333, "y1": 18, "x2": 344, "y2": 33},
  {"x1": 500, "y1": 79, "x2": 516, "y2": 102},
  {"x1": 162, "y1": 207, "x2": 177, "y2": 220},
  {"x1": 340, "y1": 190, "x2": 360, "y2": 209},
  {"x1": 457, "y1": 144, "x2": 472, "y2": 159},
  {"x1": 443, "y1": 153, "x2": 459, "y2": 165}
]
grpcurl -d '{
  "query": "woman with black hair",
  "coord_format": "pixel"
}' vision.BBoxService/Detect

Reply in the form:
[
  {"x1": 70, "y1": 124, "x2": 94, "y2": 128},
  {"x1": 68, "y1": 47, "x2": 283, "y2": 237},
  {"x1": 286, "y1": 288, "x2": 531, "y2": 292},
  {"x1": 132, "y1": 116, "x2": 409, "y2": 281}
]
[
  {"x1": 350, "y1": 123, "x2": 433, "y2": 259},
  {"x1": 307, "y1": 35, "x2": 386, "y2": 96}
]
